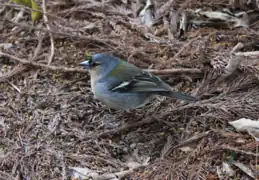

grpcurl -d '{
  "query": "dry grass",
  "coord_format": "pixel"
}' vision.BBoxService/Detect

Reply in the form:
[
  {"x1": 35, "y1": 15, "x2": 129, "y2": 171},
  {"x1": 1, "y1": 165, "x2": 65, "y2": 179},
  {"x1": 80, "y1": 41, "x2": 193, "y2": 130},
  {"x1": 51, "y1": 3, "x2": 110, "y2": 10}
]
[{"x1": 1, "y1": 0, "x2": 259, "y2": 179}]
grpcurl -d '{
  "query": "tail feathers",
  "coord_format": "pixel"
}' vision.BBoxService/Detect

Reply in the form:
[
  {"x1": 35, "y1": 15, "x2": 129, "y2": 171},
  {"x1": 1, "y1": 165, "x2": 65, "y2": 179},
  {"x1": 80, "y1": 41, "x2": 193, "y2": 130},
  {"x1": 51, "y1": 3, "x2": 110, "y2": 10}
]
[{"x1": 159, "y1": 91, "x2": 198, "y2": 102}]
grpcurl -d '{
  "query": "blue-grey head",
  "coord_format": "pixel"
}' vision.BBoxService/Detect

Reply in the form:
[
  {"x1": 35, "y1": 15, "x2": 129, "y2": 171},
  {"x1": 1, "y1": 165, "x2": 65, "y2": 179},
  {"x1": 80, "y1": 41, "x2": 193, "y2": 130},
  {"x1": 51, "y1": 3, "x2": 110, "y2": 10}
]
[{"x1": 80, "y1": 53, "x2": 120, "y2": 78}]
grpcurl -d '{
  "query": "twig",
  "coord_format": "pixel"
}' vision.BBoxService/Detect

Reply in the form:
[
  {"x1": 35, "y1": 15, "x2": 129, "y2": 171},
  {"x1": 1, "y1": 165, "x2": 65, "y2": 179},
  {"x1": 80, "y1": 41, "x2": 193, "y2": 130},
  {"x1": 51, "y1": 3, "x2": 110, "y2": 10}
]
[
  {"x1": 170, "y1": 36, "x2": 200, "y2": 62},
  {"x1": 66, "y1": 154, "x2": 123, "y2": 168},
  {"x1": 223, "y1": 56, "x2": 242, "y2": 77},
  {"x1": 1, "y1": 3, "x2": 63, "y2": 21},
  {"x1": 0, "y1": 65, "x2": 27, "y2": 82},
  {"x1": 145, "y1": 68, "x2": 202, "y2": 75},
  {"x1": 0, "y1": 171, "x2": 16, "y2": 180},
  {"x1": 231, "y1": 161, "x2": 255, "y2": 179},
  {"x1": 162, "y1": 131, "x2": 212, "y2": 157},
  {"x1": 235, "y1": 51, "x2": 259, "y2": 57},
  {"x1": 42, "y1": 0, "x2": 55, "y2": 65},
  {"x1": 7, "y1": 81, "x2": 21, "y2": 93},
  {"x1": 31, "y1": 35, "x2": 44, "y2": 61},
  {"x1": 92, "y1": 163, "x2": 148, "y2": 180},
  {"x1": 4, "y1": 19, "x2": 118, "y2": 49},
  {"x1": 0, "y1": 51, "x2": 86, "y2": 73},
  {"x1": 221, "y1": 145, "x2": 257, "y2": 157},
  {"x1": 70, "y1": 162, "x2": 148, "y2": 180},
  {"x1": 96, "y1": 116, "x2": 158, "y2": 138},
  {"x1": 223, "y1": 43, "x2": 244, "y2": 77},
  {"x1": 0, "y1": 36, "x2": 44, "y2": 82},
  {"x1": 156, "y1": 0, "x2": 175, "y2": 18},
  {"x1": 12, "y1": 8, "x2": 25, "y2": 23},
  {"x1": 230, "y1": 42, "x2": 244, "y2": 54}
]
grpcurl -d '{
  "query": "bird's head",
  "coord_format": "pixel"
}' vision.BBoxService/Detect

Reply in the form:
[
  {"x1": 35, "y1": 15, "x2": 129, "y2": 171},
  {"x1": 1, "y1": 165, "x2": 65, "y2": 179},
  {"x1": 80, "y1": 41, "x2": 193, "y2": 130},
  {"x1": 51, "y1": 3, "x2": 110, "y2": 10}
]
[{"x1": 80, "y1": 53, "x2": 120, "y2": 77}]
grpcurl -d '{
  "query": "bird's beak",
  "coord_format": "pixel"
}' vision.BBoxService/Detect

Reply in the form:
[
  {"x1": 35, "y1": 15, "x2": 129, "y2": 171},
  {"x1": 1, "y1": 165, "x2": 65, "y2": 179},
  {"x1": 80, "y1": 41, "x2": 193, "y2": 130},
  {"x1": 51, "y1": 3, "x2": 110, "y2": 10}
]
[{"x1": 80, "y1": 60, "x2": 90, "y2": 69}]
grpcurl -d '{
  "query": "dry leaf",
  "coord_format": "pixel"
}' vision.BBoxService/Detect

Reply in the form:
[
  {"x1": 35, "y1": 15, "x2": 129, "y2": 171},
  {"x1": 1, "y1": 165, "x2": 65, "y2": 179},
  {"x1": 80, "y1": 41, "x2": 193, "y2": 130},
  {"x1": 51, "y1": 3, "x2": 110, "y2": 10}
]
[
  {"x1": 231, "y1": 161, "x2": 255, "y2": 178},
  {"x1": 229, "y1": 118, "x2": 259, "y2": 132},
  {"x1": 222, "y1": 162, "x2": 235, "y2": 177},
  {"x1": 69, "y1": 167, "x2": 99, "y2": 179}
]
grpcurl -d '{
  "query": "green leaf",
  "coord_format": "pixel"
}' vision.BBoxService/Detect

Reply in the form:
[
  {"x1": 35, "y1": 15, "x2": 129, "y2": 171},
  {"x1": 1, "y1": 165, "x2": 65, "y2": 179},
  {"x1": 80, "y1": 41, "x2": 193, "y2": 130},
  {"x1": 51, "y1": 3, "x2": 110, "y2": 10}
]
[
  {"x1": 30, "y1": 0, "x2": 41, "y2": 24},
  {"x1": 12, "y1": 0, "x2": 31, "y2": 7},
  {"x1": 12, "y1": 0, "x2": 41, "y2": 24}
]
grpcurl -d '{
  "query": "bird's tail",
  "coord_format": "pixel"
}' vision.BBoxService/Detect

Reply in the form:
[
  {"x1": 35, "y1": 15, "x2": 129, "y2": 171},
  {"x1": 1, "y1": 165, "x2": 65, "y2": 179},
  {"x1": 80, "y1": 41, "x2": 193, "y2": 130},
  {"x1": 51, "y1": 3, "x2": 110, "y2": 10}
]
[{"x1": 159, "y1": 91, "x2": 198, "y2": 102}]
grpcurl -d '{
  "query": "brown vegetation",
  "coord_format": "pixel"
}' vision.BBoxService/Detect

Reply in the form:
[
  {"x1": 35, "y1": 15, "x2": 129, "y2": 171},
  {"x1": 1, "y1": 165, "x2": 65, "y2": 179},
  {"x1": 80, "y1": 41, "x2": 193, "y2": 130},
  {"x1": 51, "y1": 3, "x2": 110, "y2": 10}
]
[{"x1": 1, "y1": 0, "x2": 259, "y2": 179}]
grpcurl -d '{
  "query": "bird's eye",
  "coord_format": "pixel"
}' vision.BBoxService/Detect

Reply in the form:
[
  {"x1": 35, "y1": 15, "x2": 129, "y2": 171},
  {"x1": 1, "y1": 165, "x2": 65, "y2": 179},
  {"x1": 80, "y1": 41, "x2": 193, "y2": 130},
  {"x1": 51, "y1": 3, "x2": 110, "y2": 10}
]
[{"x1": 89, "y1": 59, "x2": 100, "y2": 67}]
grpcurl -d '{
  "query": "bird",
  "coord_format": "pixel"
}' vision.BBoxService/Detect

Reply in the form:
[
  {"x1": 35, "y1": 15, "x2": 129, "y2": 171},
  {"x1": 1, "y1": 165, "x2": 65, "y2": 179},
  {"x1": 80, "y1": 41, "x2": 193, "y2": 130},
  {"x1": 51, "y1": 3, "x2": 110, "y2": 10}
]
[{"x1": 80, "y1": 53, "x2": 197, "y2": 110}]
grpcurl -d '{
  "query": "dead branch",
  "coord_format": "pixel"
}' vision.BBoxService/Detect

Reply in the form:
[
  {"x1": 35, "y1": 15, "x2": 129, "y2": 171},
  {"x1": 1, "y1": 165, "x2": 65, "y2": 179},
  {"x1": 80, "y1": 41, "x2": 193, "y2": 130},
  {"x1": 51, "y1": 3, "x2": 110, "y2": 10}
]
[
  {"x1": 234, "y1": 51, "x2": 259, "y2": 57},
  {"x1": 42, "y1": 0, "x2": 55, "y2": 65},
  {"x1": 145, "y1": 68, "x2": 202, "y2": 74},
  {"x1": 170, "y1": 36, "x2": 200, "y2": 62},
  {"x1": 221, "y1": 145, "x2": 257, "y2": 157},
  {"x1": 92, "y1": 163, "x2": 148, "y2": 180},
  {"x1": 31, "y1": 35, "x2": 44, "y2": 61},
  {"x1": 0, "y1": 171, "x2": 15, "y2": 180},
  {"x1": 230, "y1": 42, "x2": 244, "y2": 54},
  {"x1": 0, "y1": 36, "x2": 44, "y2": 82},
  {"x1": 156, "y1": 0, "x2": 175, "y2": 18},
  {"x1": 96, "y1": 116, "x2": 158, "y2": 138},
  {"x1": 162, "y1": 131, "x2": 212, "y2": 158},
  {"x1": 0, "y1": 51, "x2": 86, "y2": 73},
  {"x1": 0, "y1": 65, "x2": 28, "y2": 82},
  {"x1": 223, "y1": 43, "x2": 244, "y2": 77}
]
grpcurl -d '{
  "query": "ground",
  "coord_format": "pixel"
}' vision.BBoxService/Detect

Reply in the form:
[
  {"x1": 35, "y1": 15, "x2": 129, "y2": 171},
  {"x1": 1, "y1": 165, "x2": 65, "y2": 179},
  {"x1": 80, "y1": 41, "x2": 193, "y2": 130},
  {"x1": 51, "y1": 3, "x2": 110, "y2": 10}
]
[{"x1": 1, "y1": 0, "x2": 259, "y2": 179}]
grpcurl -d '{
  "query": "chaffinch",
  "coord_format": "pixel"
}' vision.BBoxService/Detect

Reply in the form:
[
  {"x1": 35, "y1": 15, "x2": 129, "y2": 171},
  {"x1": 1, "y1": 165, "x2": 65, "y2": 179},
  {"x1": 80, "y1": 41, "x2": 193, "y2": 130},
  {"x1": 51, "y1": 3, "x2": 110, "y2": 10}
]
[{"x1": 80, "y1": 53, "x2": 197, "y2": 110}]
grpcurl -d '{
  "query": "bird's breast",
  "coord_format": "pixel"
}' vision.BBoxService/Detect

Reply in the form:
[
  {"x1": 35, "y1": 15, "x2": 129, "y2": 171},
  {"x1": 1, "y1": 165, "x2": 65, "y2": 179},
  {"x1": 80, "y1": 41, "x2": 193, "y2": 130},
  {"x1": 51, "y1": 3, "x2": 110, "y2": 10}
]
[{"x1": 89, "y1": 70, "x2": 100, "y2": 95}]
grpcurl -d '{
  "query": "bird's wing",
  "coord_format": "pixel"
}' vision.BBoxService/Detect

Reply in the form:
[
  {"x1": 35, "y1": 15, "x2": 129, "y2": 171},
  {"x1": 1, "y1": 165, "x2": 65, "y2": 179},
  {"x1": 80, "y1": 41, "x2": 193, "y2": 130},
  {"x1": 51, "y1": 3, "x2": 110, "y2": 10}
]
[{"x1": 106, "y1": 61, "x2": 172, "y2": 93}]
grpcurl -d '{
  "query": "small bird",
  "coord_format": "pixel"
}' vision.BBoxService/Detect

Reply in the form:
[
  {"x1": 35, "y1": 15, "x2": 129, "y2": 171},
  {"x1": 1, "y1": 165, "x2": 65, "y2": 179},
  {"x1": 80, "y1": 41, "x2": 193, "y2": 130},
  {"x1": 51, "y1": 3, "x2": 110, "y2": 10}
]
[{"x1": 80, "y1": 53, "x2": 197, "y2": 110}]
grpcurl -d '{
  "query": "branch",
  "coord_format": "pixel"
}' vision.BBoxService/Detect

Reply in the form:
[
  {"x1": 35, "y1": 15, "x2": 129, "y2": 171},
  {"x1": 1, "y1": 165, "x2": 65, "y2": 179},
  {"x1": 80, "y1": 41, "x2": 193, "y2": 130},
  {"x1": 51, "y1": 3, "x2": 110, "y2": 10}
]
[
  {"x1": 0, "y1": 65, "x2": 27, "y2": 82},
  {"x1": 96, "y1": 116, "x2": 157, "y2": 138},
  {"x1": 0, "y1": 52, "x2": 86, "y2": 73},
  {"x1": 234, "y1": 51, "x2": 259, "y2": 57},
  {"x1": 0, "y1": 37, "x2": 44, "y2": 82},
  {"x1": 145, "y1": 68, "x2": 202, "y2": 75},
  {"x1": 42, "y1": 0, "x2": 55, "y2": 65},
  {"x1": 171, "y1": 36, "x2": 200, "y2": 61},
  {"x1": 223, "y1": 43, "x2": 244, "y2": 77}
]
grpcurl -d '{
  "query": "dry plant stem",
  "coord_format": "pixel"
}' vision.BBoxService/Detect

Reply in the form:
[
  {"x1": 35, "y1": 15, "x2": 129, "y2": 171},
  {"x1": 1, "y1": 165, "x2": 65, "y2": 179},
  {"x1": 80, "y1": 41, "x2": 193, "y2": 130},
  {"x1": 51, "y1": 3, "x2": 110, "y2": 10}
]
[
  {"x1": 0, "y1": 171, "x2": 15, "y2": 180},
  {"x1": 145, "y1": 68, "x2": 202, "y2": 75},
  {"x1": 91, "y1": 164, "x2": 148, "y2": 180},
  {"x1": 97, "y1": 116, "x2": 158, "y2": 138},
  {"x1": 162, "y1": 131, "x2": 212, "y2": 158},
  {"x1": 0, "y1": 52, "x2": 86, "y2": 73},
  {"x1": 0, "y1": 37, "x2": 43, "y2": 82},
  {"x1": 42, "y1": 0, "x2": 55, "y2": 65},
  {"x1": 235, "y1": 51, "x2": 259, "y2": 57},
  {"x1": 221, "y1": 145, "x2": 257, "y2": 157},
  {"x1": 230, "y1": 42, "x2": 244, "y2": 54},
  {"x1": 224, "y1": 42, "x2": 244, "y2": 76},
  {"x1": 31, "y1": 35, "x2": 44, "y2": 61},
  {"x1": 156, "y1": 0, "x2": 175, "y2": 17},
  {"x1": 12, "y1": 8, "x2": 24, "y2": 23},
  {"x1": 0, "y1": 52, "x2": 201, "y2": 77},
  {"x1": 0, "y1": 65, "x2": 27, "y2": 82},
  {"x1": 7, "y1": 81, "x2": 21, "y2": 93},
  {"x1": 4, "y1": 19, "x2": 119, "y2": 48},
  {"x1": 1, "y1": 3, "x2": 63, "y2": 21},
  {"x1": 171, "y1": 36, "x2": 200, "y2": 62}
]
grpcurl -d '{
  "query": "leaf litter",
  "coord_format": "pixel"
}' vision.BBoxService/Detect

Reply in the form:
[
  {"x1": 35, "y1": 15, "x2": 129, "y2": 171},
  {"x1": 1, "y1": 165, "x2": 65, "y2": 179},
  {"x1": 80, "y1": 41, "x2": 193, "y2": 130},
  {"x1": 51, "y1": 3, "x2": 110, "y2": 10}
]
[{"x1": 1, "y1": 0, "x2": 259, "y2": 179}]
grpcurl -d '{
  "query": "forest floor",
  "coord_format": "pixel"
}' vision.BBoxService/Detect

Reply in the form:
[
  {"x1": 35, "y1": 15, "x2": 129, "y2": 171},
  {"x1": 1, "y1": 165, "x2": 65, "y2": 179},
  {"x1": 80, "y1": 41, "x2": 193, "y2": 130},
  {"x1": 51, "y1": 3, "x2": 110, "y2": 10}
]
[{"x1": 1, "y1": 0, "x2": 259, "y2": 179}]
